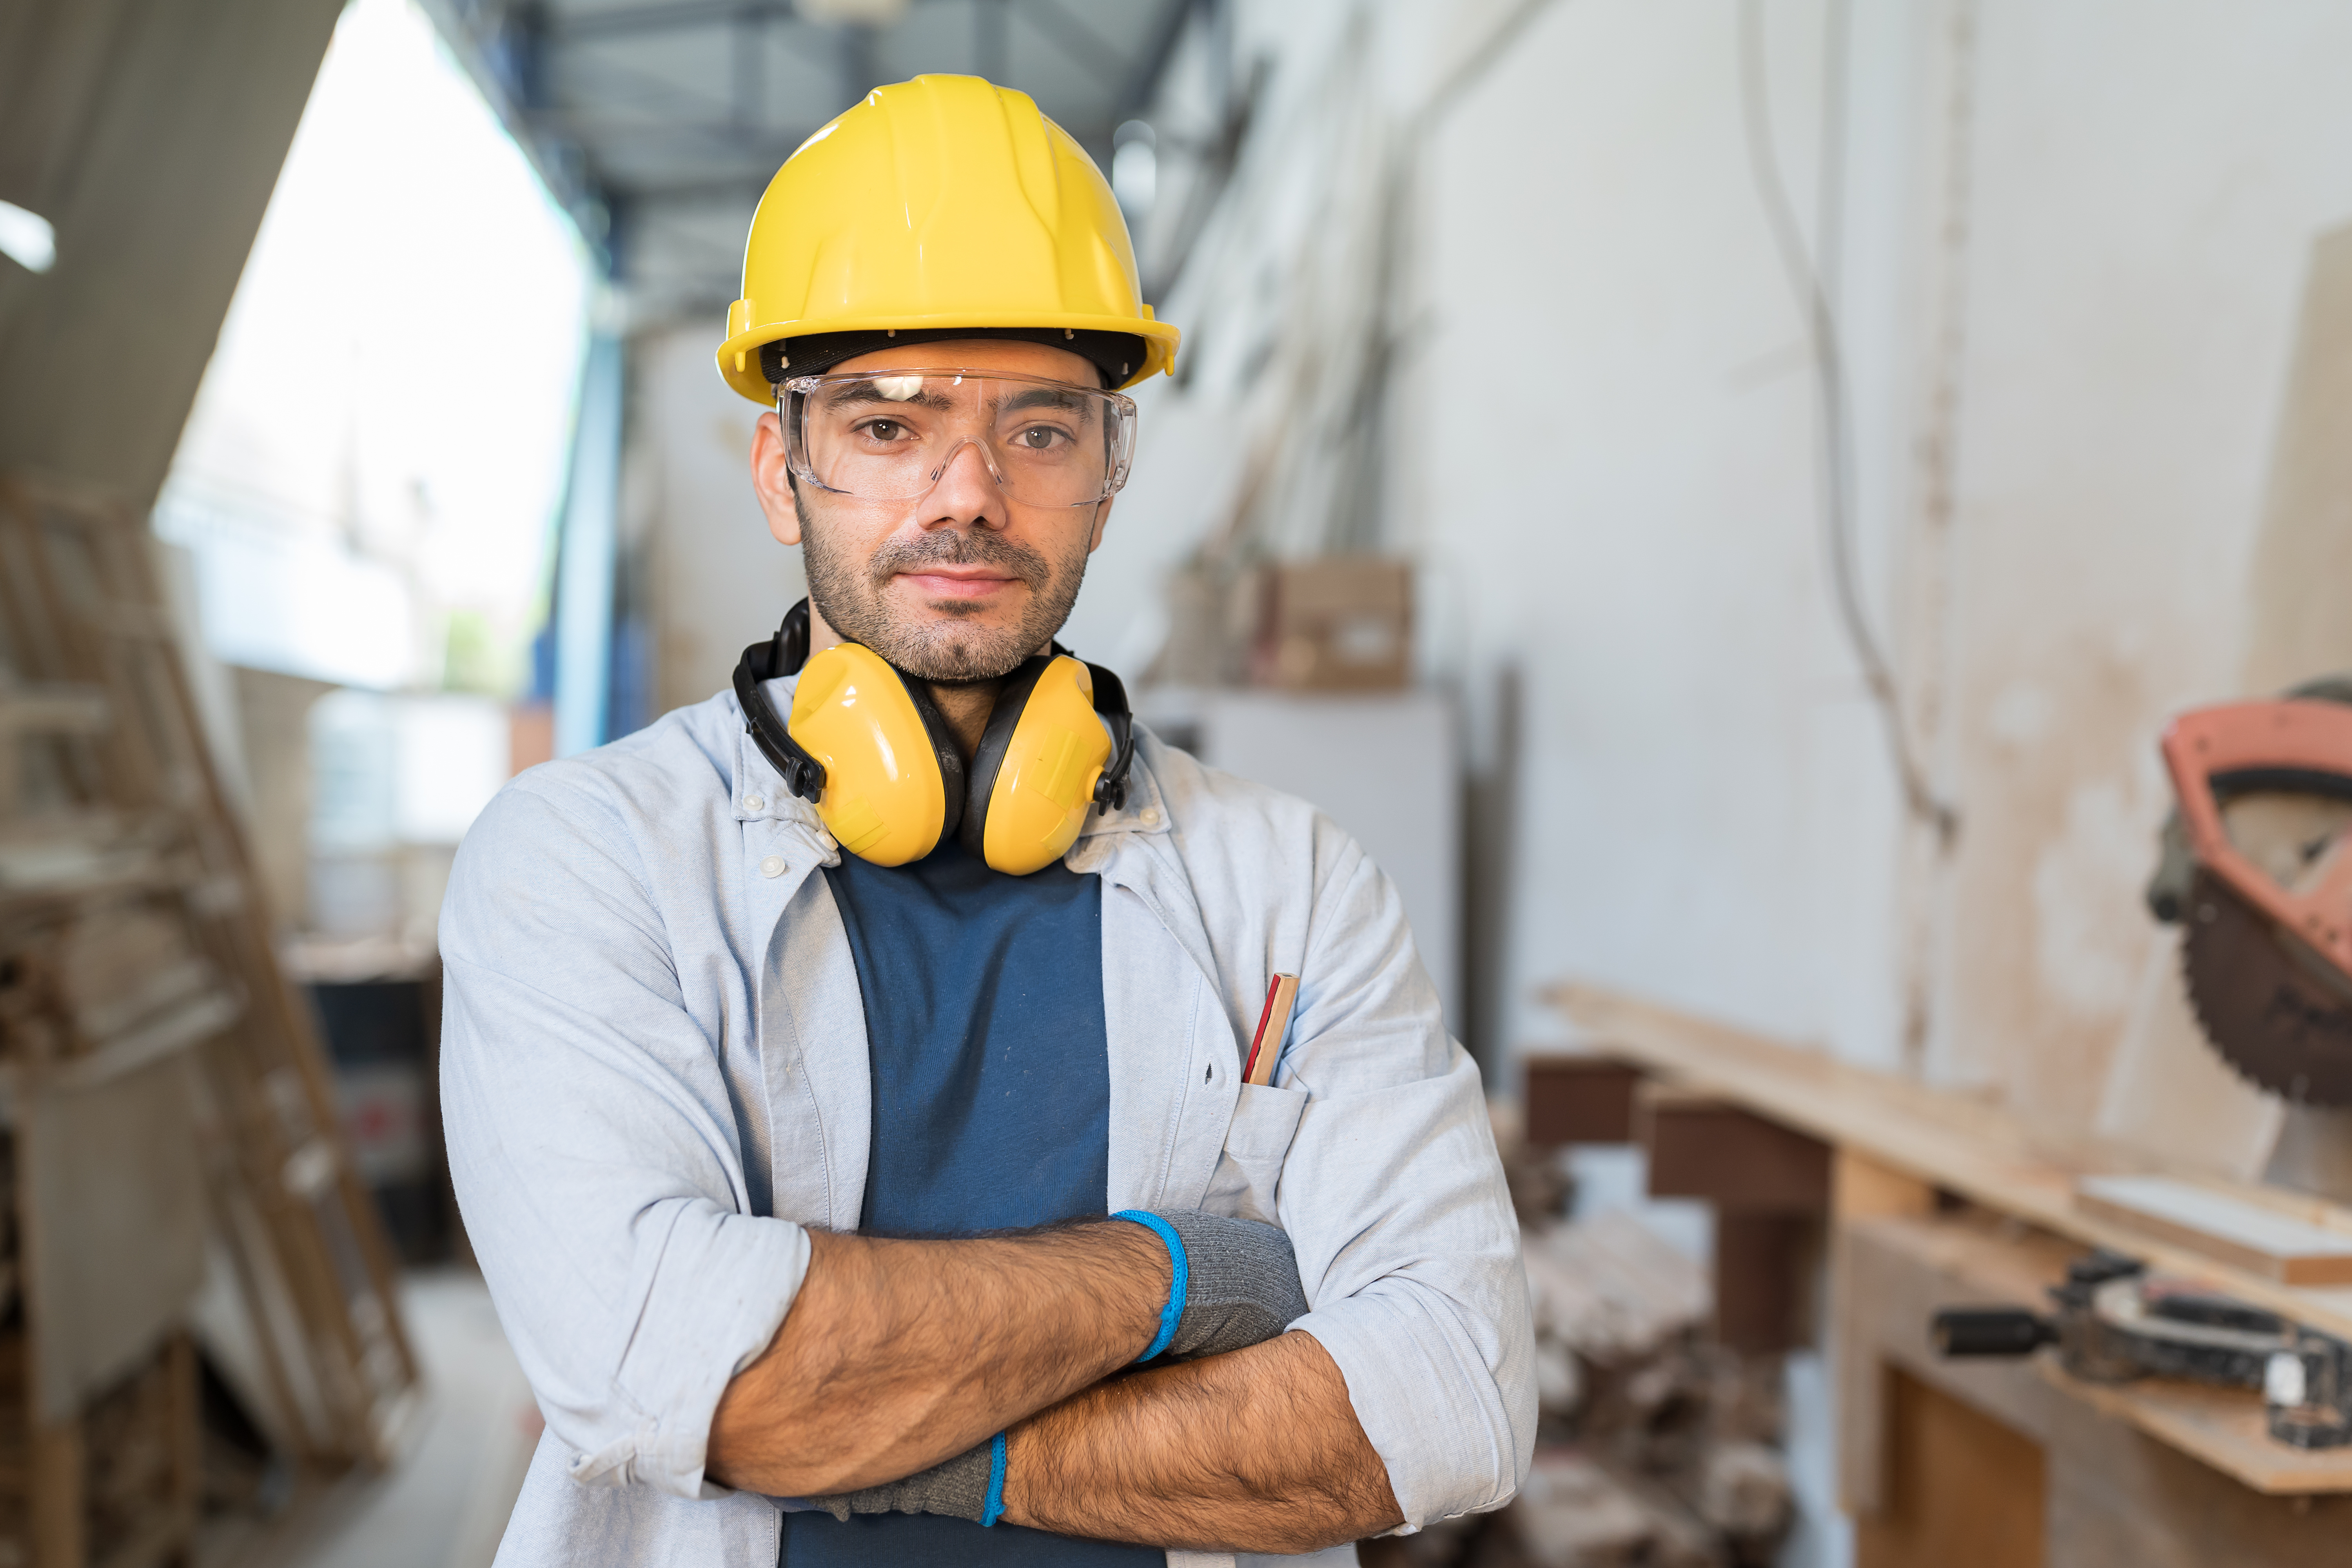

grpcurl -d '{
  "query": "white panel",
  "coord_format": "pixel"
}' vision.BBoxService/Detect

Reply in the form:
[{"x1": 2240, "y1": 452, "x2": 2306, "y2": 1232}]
[
  {"x1": 1187, "y1": 690, "x2": 1461, "y2": 1034},
  {"x1": 394, "y1": 694, "x2": 511, "y2": 845}
]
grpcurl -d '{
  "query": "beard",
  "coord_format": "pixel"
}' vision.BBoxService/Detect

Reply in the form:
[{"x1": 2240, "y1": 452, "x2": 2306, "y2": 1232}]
[{"x1": 803, "y1": 519, "x2": 1091, "y2": 683}]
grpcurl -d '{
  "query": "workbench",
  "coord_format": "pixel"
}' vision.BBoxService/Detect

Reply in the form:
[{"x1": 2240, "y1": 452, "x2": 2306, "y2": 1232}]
[{"x1": 1540, "y1": 983, "x2": 2352, "y2": 1567}]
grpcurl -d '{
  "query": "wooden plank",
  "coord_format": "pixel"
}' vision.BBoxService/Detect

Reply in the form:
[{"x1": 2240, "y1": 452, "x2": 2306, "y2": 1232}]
[
  {"x1": 29, "y1": 1416, "x2": 82, "y2": 1568},
  {"x1": 166, "y1": 1332, "x2": 199, "y2": 1557},
  {"x1": 1835, "y1": 1292, "x2": 1888, "y2": 1515},
  {"x1": 1835, "y1": 1150, "x2": 1938, "y2": 1223},
  {"x1": 2239, "y1": 220, "x2": 2352, "y2": 698},
  {"x1": 1548, "y1": 982, "x2": 2352, "y2": 1343},
  {"x1": 2076, "y1": 1174, "x2": 2352, "y2": 1285},
  {"x1": 1832, "y1": 1152, "x2": 1936, "y2": 1515},
  {"x1": 1522, "y1": 1053, "x2": 1641, "y2": 1145},
  {"x1": 1853, "y1": 1365, "x2": 2046, "y2": 1568},
  {"x1": 1639, "y1": 1085, "x2": 1831, "y2": 1211},
  {"x1": 0, "y1": 686, "x2": 111, "y2": 737},
  {"x1": 92, "y1": 1512, "x2": 196, "y2": 1568},
  {"x1": 1715, "y1": 1211, "x2": 1819, "y2": 1353},
  {"x1": 2039, "y1": 1361, "x2": 2352, "y2": 1496}
]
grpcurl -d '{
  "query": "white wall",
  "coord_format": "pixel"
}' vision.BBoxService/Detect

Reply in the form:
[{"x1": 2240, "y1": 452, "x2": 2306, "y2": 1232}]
[
  {"x1": 1927, "y1": 1, "x2": 2352, "y2": 1127},
  {"x1": 1100, "y1": 0, "x2": 2352, "y2": 1152},
  {"x1": 1413, "y1": 0, "x2": 1909, "y2": 1071}
]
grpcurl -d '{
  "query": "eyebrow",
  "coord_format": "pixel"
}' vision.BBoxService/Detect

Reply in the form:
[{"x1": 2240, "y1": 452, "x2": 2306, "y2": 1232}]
[
  {"x1": 992, "y1": 387, "x2": 1097, "y2": 420},
  {"x1": 819, "y1": 383, "x2": 956, "y2": 412}
]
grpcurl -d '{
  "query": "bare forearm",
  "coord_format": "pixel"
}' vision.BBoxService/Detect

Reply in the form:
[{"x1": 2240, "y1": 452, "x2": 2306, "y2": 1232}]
[
  {"x1": 1003, "y1": 1330, "x2": 1404, "y2": 1554},
  {"x1": 708, "y1": 1223, "x2": 1165, "y2": 1495}
]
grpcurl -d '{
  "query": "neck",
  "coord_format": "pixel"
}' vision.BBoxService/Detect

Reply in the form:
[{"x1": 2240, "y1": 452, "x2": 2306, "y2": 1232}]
[
  {"x1": 804, "y1": 601, "x2": 1019, "y2": 764},
  {"x1": 922, "y1": 680, "x2": 1006, "y2": 762}
]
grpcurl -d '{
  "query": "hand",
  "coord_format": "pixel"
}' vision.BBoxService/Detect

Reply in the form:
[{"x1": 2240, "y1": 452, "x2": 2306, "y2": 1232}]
[
  {"x1": 803, "y1": 1439, "x2": 993, "y2": 1523},
  {"x1": 1138, "y1": 1210, "x2": 1312, "y2": 1360}
]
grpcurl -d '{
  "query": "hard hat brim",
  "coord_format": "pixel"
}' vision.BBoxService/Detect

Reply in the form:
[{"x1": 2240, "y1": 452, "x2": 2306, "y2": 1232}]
[{"x1": 719, "y1": 310, "x2": 1180, "y2": 403}]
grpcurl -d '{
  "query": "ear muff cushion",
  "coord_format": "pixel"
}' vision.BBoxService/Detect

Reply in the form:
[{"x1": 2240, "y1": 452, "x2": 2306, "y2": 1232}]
[
  {"x1": 787, "y1": 643, "x2": 960, "y2": 865},
  {"x1": 960, "y1": 657, "x2": 1053, "y2": 863},
  {"x1": 971, "y1": 656, "x2": 1114, "y2": 876}
]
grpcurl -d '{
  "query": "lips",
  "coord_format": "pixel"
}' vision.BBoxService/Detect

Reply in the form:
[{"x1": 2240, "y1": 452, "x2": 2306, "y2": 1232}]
[{"x1": 897, "y1": 569, "x2": 1017, "y2": 599}]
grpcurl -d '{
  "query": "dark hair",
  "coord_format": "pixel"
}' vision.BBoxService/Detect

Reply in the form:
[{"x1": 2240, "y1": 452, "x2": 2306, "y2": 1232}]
[{"x1": 760, "y1": 327, "x2": 1144, "y2": 390}]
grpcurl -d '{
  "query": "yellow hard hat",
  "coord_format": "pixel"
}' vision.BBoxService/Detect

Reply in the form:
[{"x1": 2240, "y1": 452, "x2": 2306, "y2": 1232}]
[{"x1": 717, "y1": 74, "x2": 1179, "y2": 403}]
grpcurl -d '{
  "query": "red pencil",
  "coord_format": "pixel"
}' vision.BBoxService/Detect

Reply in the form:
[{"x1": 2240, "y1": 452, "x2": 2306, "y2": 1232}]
[{"x1": 1241, "y1": 973, "x2": 1300, "y2": 1087}]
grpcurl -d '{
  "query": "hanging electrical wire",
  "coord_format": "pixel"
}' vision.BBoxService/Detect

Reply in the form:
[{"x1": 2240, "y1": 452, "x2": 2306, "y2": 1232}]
[{"x1": 1737, "y1": 0, "x2": 1960, "y2": 845}]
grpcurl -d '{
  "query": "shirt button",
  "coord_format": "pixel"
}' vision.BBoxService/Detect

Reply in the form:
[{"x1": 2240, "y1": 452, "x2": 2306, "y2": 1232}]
[
  {"x1": 744, "y1": 794, "x2": 766, "y2": 813},
  {"x1": 1139, "y1": 808, "x2": 1160, "y2": 826},
  {"x1": 759, "y1": 855, "x2": 787, "y2": 878}
]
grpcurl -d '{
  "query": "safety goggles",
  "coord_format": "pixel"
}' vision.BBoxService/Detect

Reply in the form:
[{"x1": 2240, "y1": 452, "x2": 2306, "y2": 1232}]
[{"x1": 779, "y1": 369, "x2": 1138, "y2": 508}]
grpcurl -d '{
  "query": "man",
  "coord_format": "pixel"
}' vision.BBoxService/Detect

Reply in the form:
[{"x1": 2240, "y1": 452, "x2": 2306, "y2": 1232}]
[{"x1": 442, "y1": 75, "x2": 1532, "y2": 1568}]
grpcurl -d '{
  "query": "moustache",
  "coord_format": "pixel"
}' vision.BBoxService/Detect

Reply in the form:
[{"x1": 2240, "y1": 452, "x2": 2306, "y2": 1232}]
[{"x1": 867, "y1": 530, "x2": 1051, "y2": 588}]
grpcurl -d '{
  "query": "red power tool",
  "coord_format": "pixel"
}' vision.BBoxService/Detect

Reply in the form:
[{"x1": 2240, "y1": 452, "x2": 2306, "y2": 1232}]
[{"x1": 2152, "y1": 680, "x2": 2352, "y2": 1103}]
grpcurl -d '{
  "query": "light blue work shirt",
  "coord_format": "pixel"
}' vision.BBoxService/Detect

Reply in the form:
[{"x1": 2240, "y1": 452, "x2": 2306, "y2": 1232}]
[{"x1": 439, "y1": 677, "x2": 1536, "y2": 1568}]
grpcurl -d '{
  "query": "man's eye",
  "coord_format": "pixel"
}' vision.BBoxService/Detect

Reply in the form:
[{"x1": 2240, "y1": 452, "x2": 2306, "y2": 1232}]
[
  {"x1": 862, "y1": 420, "x2": 904, "y2": 442},
  {"x1": 1016, "y1": 426, "x2": 1069, "y2": 450}
]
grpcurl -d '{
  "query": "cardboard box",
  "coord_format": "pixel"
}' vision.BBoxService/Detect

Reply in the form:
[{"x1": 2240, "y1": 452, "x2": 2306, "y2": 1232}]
[{"x1": 1252, "y1": 557, "x2": 1412, "y2": 690}]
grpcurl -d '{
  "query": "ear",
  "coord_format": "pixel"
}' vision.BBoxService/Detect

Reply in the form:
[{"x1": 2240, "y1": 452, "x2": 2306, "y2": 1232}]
[
  {"x1": 1087, "y1": 495, "x2": 1114, "y2": 554},
  {"x1": 752, "y1": 409, "x2": 803, "y2": 546}
]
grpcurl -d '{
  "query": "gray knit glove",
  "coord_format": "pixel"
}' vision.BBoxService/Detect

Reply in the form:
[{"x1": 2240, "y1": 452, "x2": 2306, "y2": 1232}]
[
  {"x1": 804, "y1": 1439, "x2": 993, "y2": 1524},
  {"x1": 1119, "y1": 1209, "x2": 1312, "y2": 1360}
]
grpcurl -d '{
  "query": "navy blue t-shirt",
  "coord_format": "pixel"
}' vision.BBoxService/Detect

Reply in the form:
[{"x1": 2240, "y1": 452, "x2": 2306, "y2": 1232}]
[{"x1": 782, "y1": 837, "x2": 1160, "y2": 1567}]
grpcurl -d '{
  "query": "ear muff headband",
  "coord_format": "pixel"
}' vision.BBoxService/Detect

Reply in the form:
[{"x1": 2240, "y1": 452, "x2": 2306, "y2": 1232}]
[{"x1": 733, "y1": 597, "x2": 1136, "y2": 872}]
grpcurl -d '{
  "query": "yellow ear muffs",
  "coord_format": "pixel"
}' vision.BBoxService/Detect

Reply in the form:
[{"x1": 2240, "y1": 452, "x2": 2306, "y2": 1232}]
[
  {"x1": 960, "y1": 655, "x2": 1114, "y2": 875},
  {"x1": 787, "y1": 642, "x2": 965, "y2": 866}
]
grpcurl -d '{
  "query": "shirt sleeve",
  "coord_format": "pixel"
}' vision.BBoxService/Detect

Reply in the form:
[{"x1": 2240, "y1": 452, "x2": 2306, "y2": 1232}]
[
  {"x1": 1277, "y1": 831, "x2": 1538, "y2": 1531},
  {"x1": 439, "y1": 781, "x2": 811, "y2": 1499}
]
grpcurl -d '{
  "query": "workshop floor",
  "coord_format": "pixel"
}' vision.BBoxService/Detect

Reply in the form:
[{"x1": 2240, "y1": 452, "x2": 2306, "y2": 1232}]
[{"x1": 264, "y1": 1269, "x2": 540, "y2": 1568}]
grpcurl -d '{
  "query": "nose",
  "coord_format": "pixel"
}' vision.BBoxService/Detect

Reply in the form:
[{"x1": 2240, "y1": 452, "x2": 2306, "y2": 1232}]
[{"x1": 917, "y1": 438, "x2": 1007, "y2": 532}]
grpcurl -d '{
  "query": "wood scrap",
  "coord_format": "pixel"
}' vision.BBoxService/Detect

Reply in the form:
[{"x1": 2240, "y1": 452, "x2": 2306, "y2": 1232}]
[
  {"x1": 2074, "y1": 1174, "x2": 2352, "y2": 1284},
  {"x1": 1480, "y1": 1191, "x2": 1791, "y2": 1568},
  {"x1": 1504, "y1": 1452, "x2": 1662, "y2": 1568},
  {"x1": 1521, "y1": 1210, "x2": 1710, "y2": 1366}
]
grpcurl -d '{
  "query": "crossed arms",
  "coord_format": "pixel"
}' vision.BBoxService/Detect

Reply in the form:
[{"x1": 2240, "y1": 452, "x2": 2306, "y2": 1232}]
[
  {"x1": 704, "y1": 1222, "x2": 1405, "y2": 1554},
  {"x1": 439, "y1": 779, "x2": 1535, "y2": 1553}
]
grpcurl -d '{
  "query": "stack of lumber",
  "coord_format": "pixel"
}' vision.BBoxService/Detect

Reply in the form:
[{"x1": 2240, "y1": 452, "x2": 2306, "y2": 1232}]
[
  {"x1": 0, "y1": 472, "x2": 417, "y2": 1567},
  {"x1": 1514, "y1": 1214, "x2": 1791, "y2": 1567},
  {"x1": 1367, "y1": 1112, "x2": 1793, "y2": 1568}
]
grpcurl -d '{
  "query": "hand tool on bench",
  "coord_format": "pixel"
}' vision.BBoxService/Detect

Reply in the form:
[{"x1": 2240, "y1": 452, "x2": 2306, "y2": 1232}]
[{"x1": 1933, "y1": 1250, "x2": 2352, "y2": 1449}]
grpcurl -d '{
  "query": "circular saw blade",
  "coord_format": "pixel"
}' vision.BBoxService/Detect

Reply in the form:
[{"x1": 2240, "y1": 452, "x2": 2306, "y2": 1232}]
[{"x1": 2182, "y1": 867, "x2": 2352, "y2": 1105}]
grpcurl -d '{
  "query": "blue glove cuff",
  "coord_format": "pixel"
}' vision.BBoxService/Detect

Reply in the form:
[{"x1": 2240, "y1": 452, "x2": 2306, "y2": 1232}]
[
  {"x1": 980, "y1": 1431, "x2": 1007, "y2": 1527},
  {"x1": 1111, "y1": 1209, "x2": 1187, "y2": 1362}
]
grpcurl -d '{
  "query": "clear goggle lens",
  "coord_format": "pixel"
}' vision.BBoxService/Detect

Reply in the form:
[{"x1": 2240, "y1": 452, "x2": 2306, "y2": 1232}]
[{"x1": 781, "y1": 369, "x2": 1138, "y2": 507}]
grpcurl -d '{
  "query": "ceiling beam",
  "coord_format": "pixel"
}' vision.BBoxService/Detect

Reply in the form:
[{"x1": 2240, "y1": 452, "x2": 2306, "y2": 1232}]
[
  {"x1": 603, "y1": 172, "x2": 773, "y2": 204},
  {"x1": 1114, "y1": 0, "x2": 1196, "y2": 123},
  {"x1": 549, "y1": 0, "x2": 794, "y2": 42},
  {"x1": 1013, "y1": 0, "x2": 1127, "y2": 83}
]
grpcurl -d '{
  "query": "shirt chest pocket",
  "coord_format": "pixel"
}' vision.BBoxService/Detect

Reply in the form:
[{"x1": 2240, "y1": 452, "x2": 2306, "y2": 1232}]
[{"x1": 1200, "y1": 1082, "x2": 1307, "y2": 1225}]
